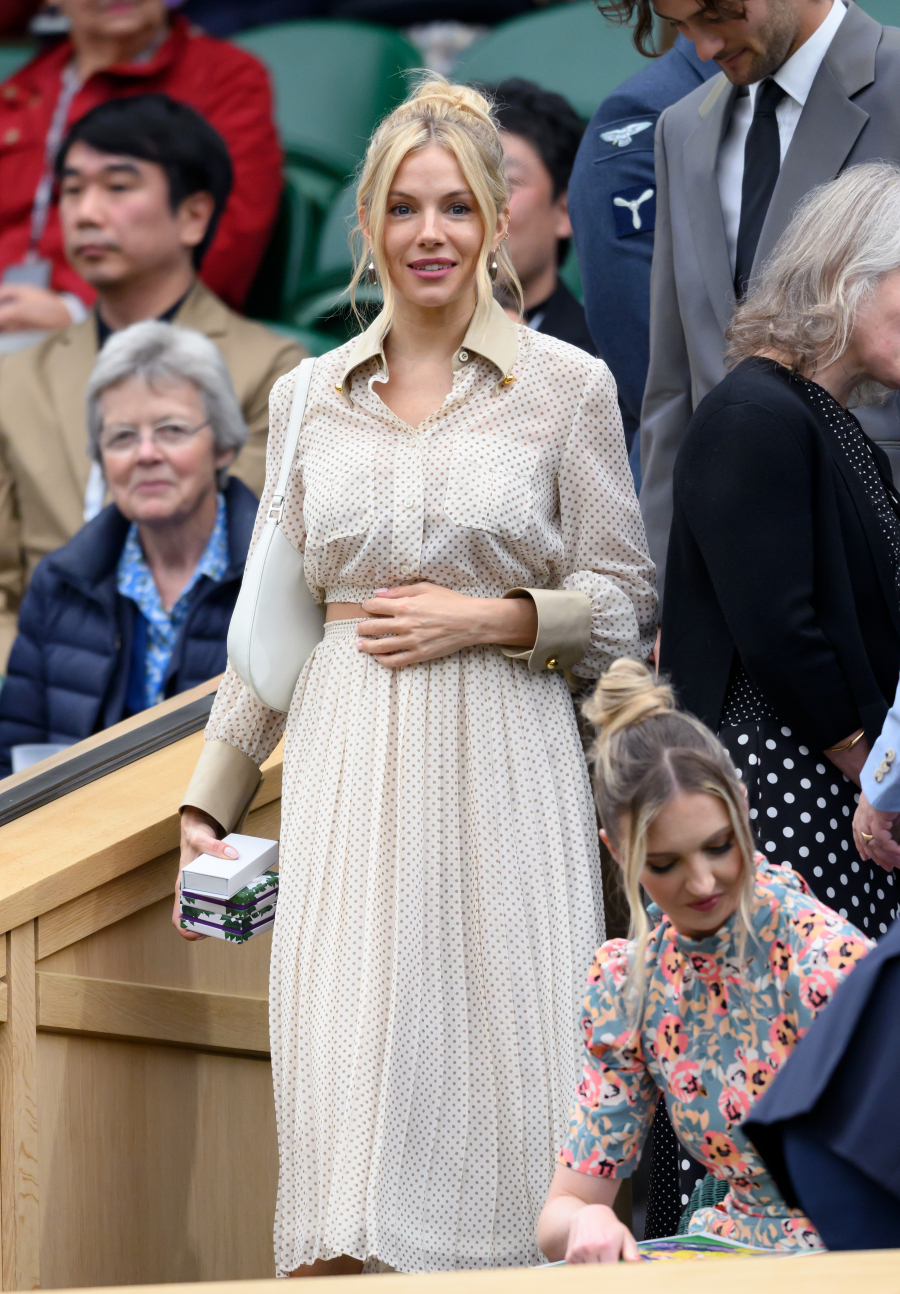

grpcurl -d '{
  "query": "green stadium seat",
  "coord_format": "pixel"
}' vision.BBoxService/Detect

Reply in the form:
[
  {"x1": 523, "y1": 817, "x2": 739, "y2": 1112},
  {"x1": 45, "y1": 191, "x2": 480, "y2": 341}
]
[
  {"x1": 559, "y1": 244, "x2": 584, "y2": 304},
  {"x1": 856, "y1": 0, "x2": 900, "y2": 23},
  {"x1": 234, "y1": 20, "x2": 421, "y2": 180},
  {"x1": 0, "y1": 44, "x2": 35, "y2": 84},
  {"x1": 452, "y1": 2, "x2": 647, "y2": 122},
  {"x1": 289, "y1": 179, "x2": 373, "y2": 336},
  {"x1": 261, "y1": 321, "x2": 338, "y2": 357}
]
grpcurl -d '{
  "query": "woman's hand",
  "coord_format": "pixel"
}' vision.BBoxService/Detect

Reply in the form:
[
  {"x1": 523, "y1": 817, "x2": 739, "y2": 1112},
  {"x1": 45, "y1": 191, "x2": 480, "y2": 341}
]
[
  {"x1": 356, "y1": 582, "x2": 537, "y2": 669},
  {"x1": 172, "y1": 805, "x2": 235, "y2": 941},
  {"x1": 536, "y1": 1164, "x2": 640, "y2": 1264},
  {"x1": 824, "y1": 731, "x2": 869, "y2": 787},
  {"x1": 563, "y1": 1204, "x2": 641, "y2": 1264},
  {"x1": 853, "y1": 791, "x2": 900, "y2": 872}
]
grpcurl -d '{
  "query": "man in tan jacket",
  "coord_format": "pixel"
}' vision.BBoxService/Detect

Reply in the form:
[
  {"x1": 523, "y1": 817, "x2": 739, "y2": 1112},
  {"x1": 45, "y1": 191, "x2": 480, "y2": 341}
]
[{"x1": 0, "y1": 94, "x2": 304, "y2": 667}]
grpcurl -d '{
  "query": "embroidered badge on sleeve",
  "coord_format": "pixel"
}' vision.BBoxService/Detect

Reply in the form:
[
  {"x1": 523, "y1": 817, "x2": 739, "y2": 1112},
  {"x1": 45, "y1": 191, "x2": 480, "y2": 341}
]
[
  {"x1": 600, "y1": 121, "x2": 653, "y2": 148},
  {"x1": 612, "y1": 184, "x2": 656, "y2": 237}
]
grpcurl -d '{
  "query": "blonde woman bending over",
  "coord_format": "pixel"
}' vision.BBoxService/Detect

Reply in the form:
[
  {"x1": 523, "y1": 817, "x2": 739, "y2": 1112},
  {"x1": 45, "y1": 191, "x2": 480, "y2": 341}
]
[
  {"x1": 538, "y1": 661, "x2": 872, "y2": 1262},
  {"x1": 176, "y1": 78, "x2": 656, "y2": 1274}
]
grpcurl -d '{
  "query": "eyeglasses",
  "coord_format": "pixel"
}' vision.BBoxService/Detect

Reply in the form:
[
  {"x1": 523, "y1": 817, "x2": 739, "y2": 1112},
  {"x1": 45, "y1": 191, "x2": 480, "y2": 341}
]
[{"x1": 99, "y1": 419, "x2": 211, "y2": 456}]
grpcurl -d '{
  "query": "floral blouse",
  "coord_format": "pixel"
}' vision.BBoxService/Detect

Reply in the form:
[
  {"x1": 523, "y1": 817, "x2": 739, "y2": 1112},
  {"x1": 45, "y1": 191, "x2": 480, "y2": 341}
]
[{"x1": 560, "y1": 861, "x2": 872, "y2": 1250}]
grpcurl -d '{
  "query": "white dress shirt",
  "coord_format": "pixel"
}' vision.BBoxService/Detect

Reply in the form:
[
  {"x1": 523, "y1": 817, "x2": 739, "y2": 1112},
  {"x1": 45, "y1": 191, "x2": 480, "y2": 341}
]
[{"x1": 717, "y1": 0, "x2": 847, "y2": 274}]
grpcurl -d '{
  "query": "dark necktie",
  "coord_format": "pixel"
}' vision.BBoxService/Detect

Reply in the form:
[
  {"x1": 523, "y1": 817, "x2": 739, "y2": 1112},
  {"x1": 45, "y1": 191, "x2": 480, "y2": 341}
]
[{"x1": 733, "y1": 78, "x2": 786, "y2": 299}]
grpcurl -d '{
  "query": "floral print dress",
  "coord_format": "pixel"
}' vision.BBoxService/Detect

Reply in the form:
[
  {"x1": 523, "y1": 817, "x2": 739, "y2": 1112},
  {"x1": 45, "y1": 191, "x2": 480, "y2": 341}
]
[{"x1": 560, "y1": 861, "x2": 872, "y2": 1249}]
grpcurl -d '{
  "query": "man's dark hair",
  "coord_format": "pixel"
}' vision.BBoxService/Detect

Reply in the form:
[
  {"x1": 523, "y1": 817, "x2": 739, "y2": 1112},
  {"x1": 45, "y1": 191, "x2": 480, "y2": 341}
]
[
  {"x1": 490, "y1": 78, "x2": 585, "y2": 201},
  {"x1": 488, "y1": 78, "x2": 585, "y2": 267},
  {"x1": 595, "y1": 0, "x2": 746, "y2": 57},
  {"x1": 55, "y1": 94, "x2": 234, "y2": 268}
]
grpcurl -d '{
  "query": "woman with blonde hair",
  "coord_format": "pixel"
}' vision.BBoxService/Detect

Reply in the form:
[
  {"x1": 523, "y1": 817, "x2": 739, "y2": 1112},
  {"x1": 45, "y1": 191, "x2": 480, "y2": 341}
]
[
  {"x1": 661, "y1": 160, "x2": 900, "y2": 936},
  {"x1": 175, "y1": 77, "x2": 656, "y2": 1273},
  {"x1": 537, "y1": 660, "x2": 872, "y2": 1261}
]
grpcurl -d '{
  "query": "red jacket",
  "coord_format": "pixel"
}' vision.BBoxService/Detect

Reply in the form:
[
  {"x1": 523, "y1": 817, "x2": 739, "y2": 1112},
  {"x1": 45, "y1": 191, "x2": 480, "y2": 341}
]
[{"x1": 0, "y1": 17, "x2": 282, "y2": 310}]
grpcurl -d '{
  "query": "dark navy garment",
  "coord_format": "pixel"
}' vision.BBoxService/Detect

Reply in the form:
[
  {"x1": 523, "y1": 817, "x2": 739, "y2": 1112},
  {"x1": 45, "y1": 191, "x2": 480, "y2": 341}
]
[
  {"x1": 0, "y1": 476, "x2": 257, "y2": 775},
  {"x1": 124, "y1": 611, "x2": 150, "y2": 718},
  {"x1": 568, "y1": 36, "x2": 717, "y2": 463},
  {"x1": 744, "y1": 917, "x2": 900, "y2": 1248}
]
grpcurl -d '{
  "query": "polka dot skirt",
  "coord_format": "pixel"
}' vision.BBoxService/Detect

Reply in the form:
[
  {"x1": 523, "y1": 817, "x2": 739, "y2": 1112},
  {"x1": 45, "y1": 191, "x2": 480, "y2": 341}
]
[{"x1": 720, "y1": 718, "x2": 898, "y2": 935}]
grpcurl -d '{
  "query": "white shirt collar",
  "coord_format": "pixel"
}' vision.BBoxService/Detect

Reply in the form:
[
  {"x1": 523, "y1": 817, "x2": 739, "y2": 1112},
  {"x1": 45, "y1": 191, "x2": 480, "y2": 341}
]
[{"x1": 751, "y1": 0, "x2": 846, "y2": 108}]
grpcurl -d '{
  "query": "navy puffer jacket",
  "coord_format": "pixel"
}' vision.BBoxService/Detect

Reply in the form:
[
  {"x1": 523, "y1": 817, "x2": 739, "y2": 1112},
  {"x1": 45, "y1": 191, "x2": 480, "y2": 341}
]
[{"x1": 0, "y1": 477, "x2": 257, "y2": 775}]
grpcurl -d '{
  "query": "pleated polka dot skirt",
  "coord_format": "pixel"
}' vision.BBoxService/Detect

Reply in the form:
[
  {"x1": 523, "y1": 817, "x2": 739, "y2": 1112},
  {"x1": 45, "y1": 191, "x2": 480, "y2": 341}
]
[
  {"x1": 721, "y1": 720, "x2": 898, "y2": 935},
  {"x1": 269, "y1": 619, "x2": 605, "y2": 1273}
]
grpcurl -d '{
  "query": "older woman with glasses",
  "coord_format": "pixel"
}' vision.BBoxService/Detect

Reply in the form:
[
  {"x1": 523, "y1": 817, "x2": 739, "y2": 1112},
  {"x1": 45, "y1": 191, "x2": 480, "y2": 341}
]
[{"x1": 0, "y1": 319, "x2": 257, "y2": 776}]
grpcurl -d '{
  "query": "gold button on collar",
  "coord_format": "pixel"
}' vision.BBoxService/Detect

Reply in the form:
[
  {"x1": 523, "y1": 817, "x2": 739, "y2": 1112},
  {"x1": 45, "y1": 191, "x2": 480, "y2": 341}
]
[
  {"x1": 545, "y1": 657, "x2": 558, "y2": 670},
  {"x1": 502, "y1": 374, "x2": 516, "y2": 386}
]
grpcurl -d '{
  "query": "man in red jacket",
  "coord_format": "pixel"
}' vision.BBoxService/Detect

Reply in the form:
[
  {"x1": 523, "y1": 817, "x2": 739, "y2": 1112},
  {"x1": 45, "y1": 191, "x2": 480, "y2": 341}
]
[{"x1": 0, "y1": 0, "x2": 282, "y2": 332}]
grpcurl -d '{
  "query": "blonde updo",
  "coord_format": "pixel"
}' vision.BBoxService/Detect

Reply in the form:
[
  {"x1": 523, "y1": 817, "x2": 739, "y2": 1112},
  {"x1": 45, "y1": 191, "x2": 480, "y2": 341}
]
[
  {"x1": 350, "y1": 75, "x2": 522, "y2": 333},
  {"x1": 585, "y1": 661, "x2": 756, "y2": 1025}
]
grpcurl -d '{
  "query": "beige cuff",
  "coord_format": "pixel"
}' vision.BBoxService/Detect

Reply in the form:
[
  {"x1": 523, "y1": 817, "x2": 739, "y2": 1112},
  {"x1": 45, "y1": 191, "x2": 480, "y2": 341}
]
[
  {"x1": 499, "y1": 588, "x2": 592, "y2": 673},
  {"x1": 180, "y1": 739, "x2": 263, "y2": 835}
]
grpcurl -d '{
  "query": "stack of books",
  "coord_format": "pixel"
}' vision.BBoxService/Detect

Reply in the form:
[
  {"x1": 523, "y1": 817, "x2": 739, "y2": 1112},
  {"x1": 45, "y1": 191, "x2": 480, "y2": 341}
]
[{"x1": 179, "y1": 834, "x2": 279, "y2": 943}]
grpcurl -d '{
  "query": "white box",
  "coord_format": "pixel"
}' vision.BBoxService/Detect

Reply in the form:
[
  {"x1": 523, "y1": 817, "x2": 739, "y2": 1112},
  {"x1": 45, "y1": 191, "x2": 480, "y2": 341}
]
[{"x1": 181, "y1": 833, "x2": 279, "y2": 898}]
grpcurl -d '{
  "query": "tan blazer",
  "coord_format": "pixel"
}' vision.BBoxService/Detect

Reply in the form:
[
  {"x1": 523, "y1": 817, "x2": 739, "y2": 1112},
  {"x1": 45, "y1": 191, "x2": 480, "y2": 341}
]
[{"x1": 0, "y1": 280, "x2": 305, "y2": 667}]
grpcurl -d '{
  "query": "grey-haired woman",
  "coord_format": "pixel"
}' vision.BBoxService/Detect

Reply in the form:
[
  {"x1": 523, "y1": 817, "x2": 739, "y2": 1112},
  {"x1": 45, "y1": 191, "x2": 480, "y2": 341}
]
[
  {"x1": 662, "y1": 161, "x2": 900, "y2": 935},
  {"x1": 0, "y1": 320, "x2": 257, "y2": 773}
]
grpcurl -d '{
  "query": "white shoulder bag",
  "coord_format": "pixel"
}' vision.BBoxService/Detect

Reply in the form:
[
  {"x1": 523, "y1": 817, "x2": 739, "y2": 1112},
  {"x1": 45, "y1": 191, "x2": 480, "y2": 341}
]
[{"x1": 227, "y1": 357, "x2": 325, "y2": 712}]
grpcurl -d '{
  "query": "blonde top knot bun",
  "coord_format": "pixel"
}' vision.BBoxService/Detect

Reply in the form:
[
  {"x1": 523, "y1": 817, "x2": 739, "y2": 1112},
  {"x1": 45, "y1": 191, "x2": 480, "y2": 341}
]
[
  {"x1": 403, "y1": 75, "x2": 497, "y2": 130},
  {"x1": 583, "y1": 659, "x2": 675, "y2": 744}
]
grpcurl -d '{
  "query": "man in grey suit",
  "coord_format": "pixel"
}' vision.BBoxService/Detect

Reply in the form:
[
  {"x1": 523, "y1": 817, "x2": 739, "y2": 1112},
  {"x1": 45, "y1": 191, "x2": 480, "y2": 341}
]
[{"x1": 637, "y1": 0, "x2": 900, "y2": 591}]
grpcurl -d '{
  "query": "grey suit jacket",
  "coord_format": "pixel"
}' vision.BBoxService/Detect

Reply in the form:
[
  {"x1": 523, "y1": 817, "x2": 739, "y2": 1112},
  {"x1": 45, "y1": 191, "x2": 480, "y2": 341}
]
[{"x1": 640, "y1": 3, "x2": 900, "y2": 590}]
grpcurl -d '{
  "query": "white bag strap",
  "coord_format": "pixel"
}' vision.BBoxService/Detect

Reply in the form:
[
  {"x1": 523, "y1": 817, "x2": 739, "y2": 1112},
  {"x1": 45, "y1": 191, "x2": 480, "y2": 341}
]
[{"x1": 269, "y1": 356, "x2": 316, "y2": 524}]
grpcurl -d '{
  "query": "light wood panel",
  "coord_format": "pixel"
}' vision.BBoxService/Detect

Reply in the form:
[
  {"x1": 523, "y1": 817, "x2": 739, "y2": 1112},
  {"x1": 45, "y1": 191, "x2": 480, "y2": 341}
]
[
  {"x1": 33, "y1": 1248, "x2": 900, "y2": 1294},
  {"x1": 36, "y1": 852, "x2": 180, "y2": 961},
  {"x1": 0, "y1": 924, "x2": 39, "y2": 1291},
  {"x1": 37, "y1": 895, "x2": 272, "y2": 999},
  {"x1": 37, "y1": 973, "x2": 269, "y2": 1056},
  {"x1": 0, "y1": 733, "x2": 283, "y2": 939},
  {"x1": 0, "y1": 685, "x2": 285, "y2": 1289},
  {"x1": 37, "y1": 1033, "x2": 277, "y2": 1289}
]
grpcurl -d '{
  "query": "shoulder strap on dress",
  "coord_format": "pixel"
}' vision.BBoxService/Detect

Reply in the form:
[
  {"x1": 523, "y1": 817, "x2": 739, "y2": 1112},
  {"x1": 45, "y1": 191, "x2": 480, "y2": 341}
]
[{"x1": 270, "y1": 357, "x2": 315, "y2": 523}]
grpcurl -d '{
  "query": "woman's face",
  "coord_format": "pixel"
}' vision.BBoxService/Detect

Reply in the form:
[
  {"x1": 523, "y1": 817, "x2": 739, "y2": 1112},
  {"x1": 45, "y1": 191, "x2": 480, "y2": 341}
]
[
  {"x1": 369, "y1": 144, "x2": 507, "y2": 312},
  {"x1": 59, "y1": 0, "x2": 167, "y2": 44},
  {"x1": 848, "y1": 268, "x2": 900, "y2": 390},
  {"x1": 99, "y1": 376, "x2": 232, "y2": 527},
  {"x1": 614, "y1": 792, "x2": 746, "y2": 940}
]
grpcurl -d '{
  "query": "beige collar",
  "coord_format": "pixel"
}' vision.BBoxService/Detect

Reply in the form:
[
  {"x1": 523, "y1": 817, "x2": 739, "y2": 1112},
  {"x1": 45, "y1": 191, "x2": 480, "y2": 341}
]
[{"x1": 336, "y1": 296, "x2": 520, "y2": 402}]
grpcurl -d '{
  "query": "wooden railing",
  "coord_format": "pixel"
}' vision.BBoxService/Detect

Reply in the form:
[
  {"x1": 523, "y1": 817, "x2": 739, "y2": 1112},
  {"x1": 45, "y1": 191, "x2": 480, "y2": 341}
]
[{"x1": 0, "y1": 681, "x2": 283, "y2": 1290}]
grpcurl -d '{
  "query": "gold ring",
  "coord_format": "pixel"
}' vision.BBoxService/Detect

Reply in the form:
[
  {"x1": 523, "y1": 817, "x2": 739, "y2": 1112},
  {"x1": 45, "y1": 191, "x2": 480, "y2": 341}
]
[{"x1": 861, "y1": 832, "x2": 874, "y2": 843}]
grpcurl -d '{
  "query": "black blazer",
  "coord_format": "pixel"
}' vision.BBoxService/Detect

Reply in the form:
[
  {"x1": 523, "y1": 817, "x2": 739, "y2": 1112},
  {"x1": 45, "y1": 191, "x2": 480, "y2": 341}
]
[
  {"x1": 528, "y1": 280, "x2": 597, "y2": 356},
  {"x1": 660, "y1": 358, "x2": 900, "y2": 752}
]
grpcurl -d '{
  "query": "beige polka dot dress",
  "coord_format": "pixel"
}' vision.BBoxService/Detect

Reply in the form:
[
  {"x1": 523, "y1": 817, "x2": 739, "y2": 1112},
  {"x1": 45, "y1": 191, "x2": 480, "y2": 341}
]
[{"x1": 204, "y1": 314, "x2": 657, "y2": 1272}]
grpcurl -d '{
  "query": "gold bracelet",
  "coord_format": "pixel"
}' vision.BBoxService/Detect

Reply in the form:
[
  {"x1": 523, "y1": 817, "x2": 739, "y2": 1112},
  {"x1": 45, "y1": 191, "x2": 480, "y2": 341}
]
[{"x1": 825, "y1": 730, "x2": 865, "y2": 753}]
